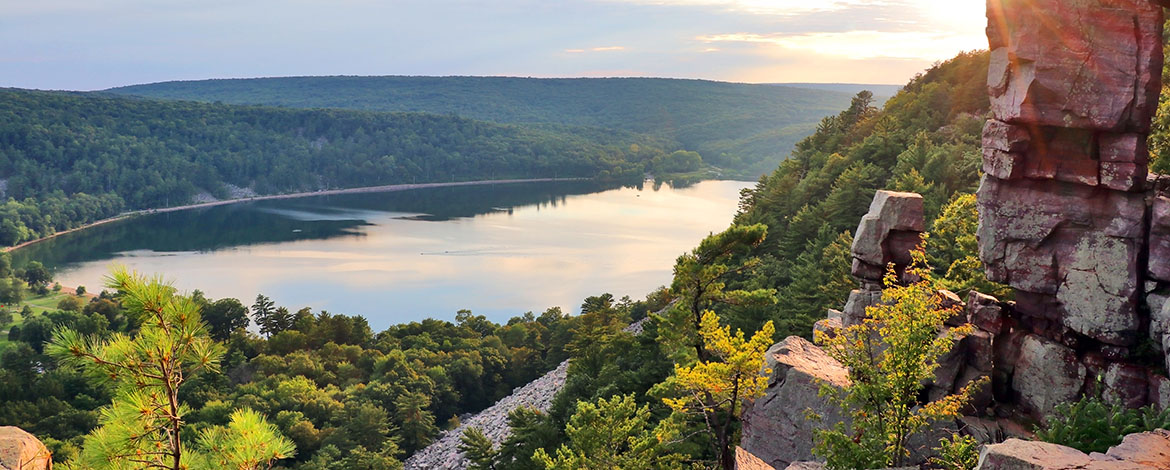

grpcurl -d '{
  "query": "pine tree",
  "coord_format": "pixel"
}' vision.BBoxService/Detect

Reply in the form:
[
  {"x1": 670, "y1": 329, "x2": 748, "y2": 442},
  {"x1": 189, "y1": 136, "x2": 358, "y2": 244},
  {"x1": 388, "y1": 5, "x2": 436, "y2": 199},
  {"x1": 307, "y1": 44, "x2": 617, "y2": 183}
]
[
  {"x1": 48, "y1": 268, "x2": 294, "y2": 470},
  {"x1": 459, "y1": 427, "x2": 498, "y2": 470},
  {"x1": 534, "y1": 394, "x2": 685, "y2": 470},
  {"x1": 658, "y1": 224, "x2": 776, "y2": 363}
]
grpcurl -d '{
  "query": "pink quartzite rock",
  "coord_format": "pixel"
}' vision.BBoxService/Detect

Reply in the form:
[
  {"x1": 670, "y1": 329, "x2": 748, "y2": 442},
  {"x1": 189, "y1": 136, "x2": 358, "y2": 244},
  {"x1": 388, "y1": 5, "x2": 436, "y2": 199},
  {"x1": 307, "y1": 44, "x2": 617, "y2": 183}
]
[
  {"x1": 1150, "y1": 197, "x2": 1170, "y2": 282},
  {"x1": 851, "y1": 190, "x2": 924, "y2": 280},
  {"x1": 986, "y1": 0, "x2": 1163, "y2": 133},
  {"x1": 0, "y1": 426, "x2": 51, "y2": 470},
  {"x1": 1106, "y1": 429, "x2": 1170, "y2": 468},
  {"x1": 977, "y1": 176, "x2": 1145, "y2": 345},
  {"x1": 967, "y1": 291, "x2": 1006, "y2": 335},
  {"x1": 741, "y1": 337, "x2": 848, "y2": 469},
  {"x1": 1103, "y1": 363, "x2": 1150, "y2": 409},
  {"x1": 1012, "y1": 335, "x2": 1085, "y2": 420},
  {"x1": 734, "y1": 447, "x2": 776, "y2": 470}
]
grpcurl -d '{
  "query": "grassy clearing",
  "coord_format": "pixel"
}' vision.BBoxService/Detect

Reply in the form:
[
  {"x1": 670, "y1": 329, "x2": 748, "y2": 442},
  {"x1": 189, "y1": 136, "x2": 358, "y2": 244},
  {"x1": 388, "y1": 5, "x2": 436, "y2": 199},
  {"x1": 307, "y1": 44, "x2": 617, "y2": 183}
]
[{"x1": 0, "y1": 287, "x2": 73, "y2": 352}]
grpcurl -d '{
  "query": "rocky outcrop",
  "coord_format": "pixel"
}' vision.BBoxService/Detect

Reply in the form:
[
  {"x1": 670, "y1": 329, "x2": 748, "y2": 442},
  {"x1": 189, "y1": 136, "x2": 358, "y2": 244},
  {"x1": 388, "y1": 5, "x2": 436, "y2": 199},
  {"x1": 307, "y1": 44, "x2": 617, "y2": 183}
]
[
  {"x1": 976, "y1": 0, "x2": 1170, "y2": 422},
  {"x1": 843, "y1": 190, "x2": 925, "y2": 326},
  {"x1": 0, "y1": 427, "x2": 51, "y2": 470},
  {"x1": 740, "y1": 336, "x2": 848, "y2": 469},
  {"x1": 975, "y1": 429, "x2": 1170, "y2": 469}
]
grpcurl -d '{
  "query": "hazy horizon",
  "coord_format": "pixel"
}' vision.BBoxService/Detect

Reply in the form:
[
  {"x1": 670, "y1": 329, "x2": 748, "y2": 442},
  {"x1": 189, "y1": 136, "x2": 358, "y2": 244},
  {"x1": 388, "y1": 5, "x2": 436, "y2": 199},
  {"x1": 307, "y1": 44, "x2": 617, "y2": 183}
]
[{"x1": 2, "y1": 0, "x2": 987, "y2": 91}]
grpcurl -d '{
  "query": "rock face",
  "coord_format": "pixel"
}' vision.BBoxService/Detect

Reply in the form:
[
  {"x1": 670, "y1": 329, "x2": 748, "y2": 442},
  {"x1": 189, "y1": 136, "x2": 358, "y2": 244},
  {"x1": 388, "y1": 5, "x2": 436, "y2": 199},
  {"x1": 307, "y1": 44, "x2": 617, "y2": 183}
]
[
  {"x1": 981, "y1": 0, "x2": 1161, "y2": 343},
  {"x1": 975, "y1": 429, "x2": 1170, "y2": 469},
  {"x1": 1012, "y1": 335, "x2": 1085, "y2": 418},
  {"x1": 0, "y1": 426, "x2": 51, "y2": 470},
  {"x1": 977, "y1": 0, "x2": 1170, "y2": 422},
  {"x1": 740, "y1": 336, "x2": 848, "y2": 469}
]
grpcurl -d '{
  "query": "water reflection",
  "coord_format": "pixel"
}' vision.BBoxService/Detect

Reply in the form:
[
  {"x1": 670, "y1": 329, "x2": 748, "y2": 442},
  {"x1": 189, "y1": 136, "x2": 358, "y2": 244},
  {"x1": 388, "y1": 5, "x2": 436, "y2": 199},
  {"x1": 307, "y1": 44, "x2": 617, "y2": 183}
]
[{"x1": 17, "y1": 180, "x2": 750, "y2": 328}]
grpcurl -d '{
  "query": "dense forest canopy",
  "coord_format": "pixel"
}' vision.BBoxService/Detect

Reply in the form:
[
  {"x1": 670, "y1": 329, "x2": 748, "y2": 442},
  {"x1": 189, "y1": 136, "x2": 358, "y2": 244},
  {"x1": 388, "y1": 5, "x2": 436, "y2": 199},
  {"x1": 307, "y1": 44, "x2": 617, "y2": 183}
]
[
  {"x1": 19, "y1": 41, "x2": 1170, "y2": 469},
  {"x1": 107, "y1": 76, "x2": 861, "y2": 175},
  {"x1": 0, "y1": 88, "x2": 675, "y2": 247}
]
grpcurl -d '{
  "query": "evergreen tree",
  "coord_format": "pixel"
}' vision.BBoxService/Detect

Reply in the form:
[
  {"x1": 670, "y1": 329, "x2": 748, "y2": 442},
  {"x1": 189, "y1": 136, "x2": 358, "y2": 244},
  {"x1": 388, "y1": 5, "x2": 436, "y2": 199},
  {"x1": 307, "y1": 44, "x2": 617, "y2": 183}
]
[
  {"x1": 395, "y1": 390, "x2": 437, "y2": 454},
  {"x1": 459, "y1": 427, "x2": 498, "y2": 470},
  {"x1": 47, "y1": 268, "x2": 294, "y2": 470},
  {"x1": 535, "y1": 394, "x2": 685, "y2": 470},
  {"x1": 658, "y1": 224, "x2": 775, "y2": 363}
]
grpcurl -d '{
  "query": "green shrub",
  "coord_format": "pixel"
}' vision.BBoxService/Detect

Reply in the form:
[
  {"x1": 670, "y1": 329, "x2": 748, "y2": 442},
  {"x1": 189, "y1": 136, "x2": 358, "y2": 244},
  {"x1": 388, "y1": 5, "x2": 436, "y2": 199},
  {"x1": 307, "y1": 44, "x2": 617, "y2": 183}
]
[
  {"x1": 931, "y1": 434, "x2": 979, "y2": 470},
  {"x1": 1035, "y1": 398, "x2": 1170, "y2": 453}
]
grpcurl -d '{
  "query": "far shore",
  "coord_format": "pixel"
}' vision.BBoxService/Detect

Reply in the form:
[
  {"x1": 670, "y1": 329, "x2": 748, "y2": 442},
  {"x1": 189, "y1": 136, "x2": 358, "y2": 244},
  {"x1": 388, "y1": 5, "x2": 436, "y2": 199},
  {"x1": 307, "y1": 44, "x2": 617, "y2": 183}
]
[{"x1": 2, "y1": 177, "x2": 589, "y2": 254}]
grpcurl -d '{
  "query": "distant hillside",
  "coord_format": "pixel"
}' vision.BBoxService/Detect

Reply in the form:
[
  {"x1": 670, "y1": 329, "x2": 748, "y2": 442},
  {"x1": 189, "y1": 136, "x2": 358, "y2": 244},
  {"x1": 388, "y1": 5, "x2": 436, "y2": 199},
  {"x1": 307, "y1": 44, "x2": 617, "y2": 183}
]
[
  {"x1": 107, "y1": 77, "x2": 858, "y2": 175},
  {"x1": 775, "y1": 83, "x2": 902, "y2": 98},
  {"x1": 0, "y1": 88, "x2": 672, "y2": 247}
]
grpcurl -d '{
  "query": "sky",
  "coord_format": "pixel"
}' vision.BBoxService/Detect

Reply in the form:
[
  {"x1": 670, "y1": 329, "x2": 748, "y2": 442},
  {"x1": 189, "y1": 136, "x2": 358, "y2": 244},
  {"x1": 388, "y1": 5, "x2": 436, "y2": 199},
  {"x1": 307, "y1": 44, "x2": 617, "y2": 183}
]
[{"x1": 0, "y1": 0, "x2": 989, "y2": 91}]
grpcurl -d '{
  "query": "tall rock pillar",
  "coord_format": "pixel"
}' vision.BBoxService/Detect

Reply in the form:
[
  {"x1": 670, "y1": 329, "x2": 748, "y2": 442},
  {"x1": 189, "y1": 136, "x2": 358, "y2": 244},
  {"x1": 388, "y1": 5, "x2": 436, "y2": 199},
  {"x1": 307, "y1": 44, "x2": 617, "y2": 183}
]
[{"x1": 978, "y1": 0, "x2": 1165, "y2": 347}]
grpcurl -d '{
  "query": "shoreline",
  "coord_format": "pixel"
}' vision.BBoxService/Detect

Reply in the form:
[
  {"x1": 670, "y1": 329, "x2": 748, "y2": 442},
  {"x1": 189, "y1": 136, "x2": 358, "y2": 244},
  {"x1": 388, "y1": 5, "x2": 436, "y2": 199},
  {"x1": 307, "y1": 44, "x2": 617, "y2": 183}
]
[{"x1": 2, "y1": 177, "x2": 589, "y2": 254}]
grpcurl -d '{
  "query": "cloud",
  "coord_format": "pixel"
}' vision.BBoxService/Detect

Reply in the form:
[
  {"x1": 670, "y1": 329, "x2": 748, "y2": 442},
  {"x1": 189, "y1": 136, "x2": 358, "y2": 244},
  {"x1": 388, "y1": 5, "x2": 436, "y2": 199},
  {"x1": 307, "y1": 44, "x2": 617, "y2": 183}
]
[{"x1": 698, "y1": 30, "x2": 987, "y2": 61}]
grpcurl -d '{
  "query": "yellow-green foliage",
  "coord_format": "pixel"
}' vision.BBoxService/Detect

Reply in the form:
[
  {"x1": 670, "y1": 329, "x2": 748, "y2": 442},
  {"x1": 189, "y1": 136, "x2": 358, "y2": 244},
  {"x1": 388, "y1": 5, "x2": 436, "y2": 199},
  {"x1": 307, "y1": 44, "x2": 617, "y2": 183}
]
[
  {"x1": 663, "y1": 312, "x2": 774, "y2": 416},
  {"x1": 930, "y1": 434, "x2": 980, "y2": 470},
  {"x1": 1149, "y1": 16, "x2": 1170, "y2": 174},
  {"x1": 535, "y1": 394, "x2": 685, "y2": 470},
  {"x1": 813, "y1": 251, "x2": 985, "y2": 469},
  {"x1": 659, "y1": 311, "x2": 774, "y2": 470},
  {"x1": 199, "y1": 409, "x2": 296, "y2": 470},
  {"x1": 48, "y1": 268, "x2": 293, "y2": 470}
]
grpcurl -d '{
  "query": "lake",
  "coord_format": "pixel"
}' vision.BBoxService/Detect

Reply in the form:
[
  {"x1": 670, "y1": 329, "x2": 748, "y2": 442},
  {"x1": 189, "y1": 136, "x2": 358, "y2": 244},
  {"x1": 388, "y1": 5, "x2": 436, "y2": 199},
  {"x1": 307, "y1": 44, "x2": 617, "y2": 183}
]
[{"x1": 13, "y1": 179, "x2": 752, "y2": 328}]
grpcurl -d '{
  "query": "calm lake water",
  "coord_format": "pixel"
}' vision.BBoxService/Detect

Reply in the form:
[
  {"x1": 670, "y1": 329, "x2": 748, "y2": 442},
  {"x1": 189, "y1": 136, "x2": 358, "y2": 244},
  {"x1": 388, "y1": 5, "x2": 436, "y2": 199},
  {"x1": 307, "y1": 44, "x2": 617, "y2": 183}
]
[{"x1": 15, "y1": 180, "x2": 751, "y2": 328}]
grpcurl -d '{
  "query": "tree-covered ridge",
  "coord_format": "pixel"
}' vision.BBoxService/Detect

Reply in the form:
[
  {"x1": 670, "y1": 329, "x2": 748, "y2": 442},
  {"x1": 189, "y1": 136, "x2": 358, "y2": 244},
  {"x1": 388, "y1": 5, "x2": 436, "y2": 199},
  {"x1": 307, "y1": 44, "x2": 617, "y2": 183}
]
[
  {"x1": 107, "y1": 76, "x2": 860, "y2": 174},
  {"x1": 0, "y1": 88, "x2": 675, "y2": 247},
  {"x1": 728, "y1": 50, "x2": 992, "y2": 338}
]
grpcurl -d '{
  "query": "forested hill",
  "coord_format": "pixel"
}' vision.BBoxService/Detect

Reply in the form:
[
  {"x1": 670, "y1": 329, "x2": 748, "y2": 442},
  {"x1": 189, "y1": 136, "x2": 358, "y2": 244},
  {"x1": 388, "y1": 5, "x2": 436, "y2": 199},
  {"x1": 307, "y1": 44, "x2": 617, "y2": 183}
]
[
  {"x1": 725, "y1": 50, "x2": 995, "y2": 338},
  {"x1": 107, "y1": 76, "x2": 860, "y2": 174},
  {"x1": 0, "y1": 88, "x2": 673, "y2": 247}
]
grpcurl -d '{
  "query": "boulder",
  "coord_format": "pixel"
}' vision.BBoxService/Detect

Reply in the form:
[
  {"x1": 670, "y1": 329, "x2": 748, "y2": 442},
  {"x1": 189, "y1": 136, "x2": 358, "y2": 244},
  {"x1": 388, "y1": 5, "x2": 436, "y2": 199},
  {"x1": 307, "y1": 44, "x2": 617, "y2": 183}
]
[
  {"x1": 851, "y1": 190, "x2": 925, "y2": 278},
  {"x1": 1103, "y1": 363, "x2": 1150, "y2": 409},
  {"x1": 1012, "y1": 335, "x2": 1086, "y2": 420},
  {"x1": 842, "y1": 288, "x2": 882, "y2": 327},
  {"x1": 741, "y1": 337, "x2": 848, "y2": 469},
  {"x1": 976, "y1": 439, "x2": 1133, "y2": 470},
  {"x1": 959, "y1": 416, "x2": 1001, "y2": 445},
  {"x1": 1106, "y1": 429, "x2": 1170, "y2": 469},
  {"x1": 965, "y1": 329, "x2": 994, "y2": 373},
  {"x1": 967, "y1": 291, "x2": 1006, "y2": 335},
  {"x1": 735, "y1": 447, "x2": 775, "y2": 470},
  {"x1": 0, "y1": 426, "x2": 51, "y2": 470},
  {"x1": 1149, "y1": 374, "x2": 1170, "y2": 411},
  {"x1": 813, "y1": 317, "x2": 842, "y2": 340},
  {"x1": 783, "y1": 463, "x2": 824, "y2": 470}
]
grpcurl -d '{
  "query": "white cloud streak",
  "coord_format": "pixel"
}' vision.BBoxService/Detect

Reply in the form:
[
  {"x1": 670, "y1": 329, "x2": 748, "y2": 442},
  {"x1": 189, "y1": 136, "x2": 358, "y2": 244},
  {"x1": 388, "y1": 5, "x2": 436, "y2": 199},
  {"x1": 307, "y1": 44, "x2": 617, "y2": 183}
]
[{"x1": 698, "y1": 30, "x2": 987, "y2": 60}]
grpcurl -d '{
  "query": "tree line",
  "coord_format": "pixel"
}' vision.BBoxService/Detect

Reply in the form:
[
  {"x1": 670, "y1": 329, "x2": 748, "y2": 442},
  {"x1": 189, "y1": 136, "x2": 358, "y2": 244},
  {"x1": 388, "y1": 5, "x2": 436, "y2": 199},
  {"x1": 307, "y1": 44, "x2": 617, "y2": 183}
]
[{"x1": 0, "y1": 88, "x2": 681, "y2": 247}]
